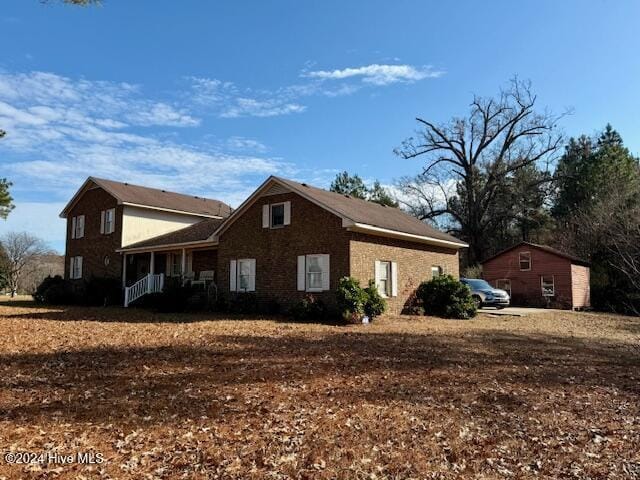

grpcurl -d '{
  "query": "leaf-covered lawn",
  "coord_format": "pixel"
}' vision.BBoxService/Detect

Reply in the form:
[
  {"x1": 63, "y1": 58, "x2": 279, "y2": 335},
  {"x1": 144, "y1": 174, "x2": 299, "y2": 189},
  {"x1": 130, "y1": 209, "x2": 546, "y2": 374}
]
[{"x1": 0, "y1": 300, "x2": 639, "y2": 479}]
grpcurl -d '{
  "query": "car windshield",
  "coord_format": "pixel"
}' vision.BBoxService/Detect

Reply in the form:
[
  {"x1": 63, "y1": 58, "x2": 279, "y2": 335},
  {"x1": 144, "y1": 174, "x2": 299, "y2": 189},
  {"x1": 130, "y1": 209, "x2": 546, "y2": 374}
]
[{"x1": 464, "y1": 279, "x2": 493, "y2": 290}]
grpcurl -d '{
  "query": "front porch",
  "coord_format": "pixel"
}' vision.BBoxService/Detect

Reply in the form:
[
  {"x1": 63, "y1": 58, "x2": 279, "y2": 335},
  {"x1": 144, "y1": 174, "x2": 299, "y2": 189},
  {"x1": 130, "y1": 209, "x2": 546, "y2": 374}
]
[{"x1": 121, "y1": 247, "x2": 218, "y2": 306}]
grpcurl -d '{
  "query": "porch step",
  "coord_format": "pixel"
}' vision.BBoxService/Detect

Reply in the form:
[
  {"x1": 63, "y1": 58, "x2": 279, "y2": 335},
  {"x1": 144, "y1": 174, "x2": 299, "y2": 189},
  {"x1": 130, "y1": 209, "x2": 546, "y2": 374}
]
[{"x1": 124, "y1": 273, "x2": 165, "y2": 307}]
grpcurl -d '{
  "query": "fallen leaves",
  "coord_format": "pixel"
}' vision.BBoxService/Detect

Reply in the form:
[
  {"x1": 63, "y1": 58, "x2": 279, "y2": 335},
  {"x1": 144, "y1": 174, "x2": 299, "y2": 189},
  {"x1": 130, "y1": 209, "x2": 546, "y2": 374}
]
[{"x1": 0, "y1": 301, "x2": 638, "y2": 478}]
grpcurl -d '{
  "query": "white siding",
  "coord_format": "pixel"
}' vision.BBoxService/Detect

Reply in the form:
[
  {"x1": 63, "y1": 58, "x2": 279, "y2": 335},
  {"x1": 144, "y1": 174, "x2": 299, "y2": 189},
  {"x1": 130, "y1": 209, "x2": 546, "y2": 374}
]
[{"x1": 121, "y1": 205, "x2": 203, "y2": 247}]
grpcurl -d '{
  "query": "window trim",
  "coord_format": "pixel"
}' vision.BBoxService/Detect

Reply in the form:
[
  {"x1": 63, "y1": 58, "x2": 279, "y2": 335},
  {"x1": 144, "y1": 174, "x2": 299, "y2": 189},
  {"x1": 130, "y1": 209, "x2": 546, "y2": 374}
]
[
  {"x1": 541, "y1": 275, "x2": 555, "y2": 297},
  {"x1": 519, "y1": 251, "x2": 532, "y2": 271},
  {"x1": 496, "y1": 278, "x2": 512, "y2": 297},
  {"x1": 270, "y1": 202, "x2": 286, "y2": 228}
]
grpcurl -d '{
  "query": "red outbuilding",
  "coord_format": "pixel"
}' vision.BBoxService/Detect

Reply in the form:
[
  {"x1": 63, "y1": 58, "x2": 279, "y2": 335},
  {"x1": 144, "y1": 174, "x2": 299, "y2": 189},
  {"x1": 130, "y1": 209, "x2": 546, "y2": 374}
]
[{"x1": 481, "y1": 242, "x2": 590, "y2": 310}]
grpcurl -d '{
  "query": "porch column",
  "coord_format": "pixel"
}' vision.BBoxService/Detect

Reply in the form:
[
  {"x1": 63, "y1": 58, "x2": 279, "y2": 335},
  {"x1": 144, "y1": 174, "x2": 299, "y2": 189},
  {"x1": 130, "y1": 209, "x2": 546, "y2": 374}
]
[
  {"x1": 150, "y1": 251, "x2": 155, "y2": 275},
  {"x1": 122, "y1": 253, "x2": 127, "y2": 287},
  {"x1": 181, "y1": 248, "x2": 186, "y2": 276}
]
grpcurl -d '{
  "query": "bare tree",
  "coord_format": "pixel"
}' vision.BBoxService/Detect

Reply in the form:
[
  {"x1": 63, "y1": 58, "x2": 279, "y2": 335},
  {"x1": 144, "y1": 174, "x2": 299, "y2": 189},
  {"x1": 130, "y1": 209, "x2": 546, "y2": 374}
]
[
  {"x1": 395, "y1": 78, "x2": 564, "y2": 264},
  {"x1": 1, "y1": 232, "x2": 52, "y2": 297}
]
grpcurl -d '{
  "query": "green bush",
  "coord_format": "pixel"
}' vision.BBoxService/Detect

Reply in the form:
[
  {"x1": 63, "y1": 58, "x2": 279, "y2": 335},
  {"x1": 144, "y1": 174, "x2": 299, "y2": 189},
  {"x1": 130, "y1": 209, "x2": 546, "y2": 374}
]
[
  {"x1": 228, "y1": 292, "x2": 258, "y2": 314},
  {"x1": 336, "y1": 276, "x2": 386, "y2": 323},
  {"x1": 289, "y1": 294, "x2": 327, "y2": 321},
  {"x1": 153, "y1": 280, "x2": 194, "y2": 313},
  {"x1": 34, "y1": 275, "x2": 76, "y2": 305},
  {"x1": 84, "y1": 277, "x2": 122, "y2": 306},
  {"x1": 416, "y1": 275, "x2": 477, "y2": 319},
  {"x1": 363, "y1": 280, "x2": 386, "y2": 319},
  {"x1": 336, "y1": 276, "x2": 368, "y2": 322}
]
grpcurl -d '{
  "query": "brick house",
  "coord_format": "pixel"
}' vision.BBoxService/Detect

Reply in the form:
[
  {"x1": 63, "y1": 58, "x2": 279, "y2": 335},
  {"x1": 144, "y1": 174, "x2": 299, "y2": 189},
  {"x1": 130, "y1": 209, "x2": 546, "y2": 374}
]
[
  {"x1": 481, "y1": 242, "x2": 590, "y2": 310},
  {"x1": 62, "y1": 176, "x2": 468, "y2": 314}
]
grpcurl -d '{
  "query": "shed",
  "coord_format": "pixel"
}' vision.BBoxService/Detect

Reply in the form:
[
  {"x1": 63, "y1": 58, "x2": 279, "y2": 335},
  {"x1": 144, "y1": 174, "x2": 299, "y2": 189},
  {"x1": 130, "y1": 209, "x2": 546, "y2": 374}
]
[{"x1": 481, "y1": 242, "x2": 590, "y2": 310}]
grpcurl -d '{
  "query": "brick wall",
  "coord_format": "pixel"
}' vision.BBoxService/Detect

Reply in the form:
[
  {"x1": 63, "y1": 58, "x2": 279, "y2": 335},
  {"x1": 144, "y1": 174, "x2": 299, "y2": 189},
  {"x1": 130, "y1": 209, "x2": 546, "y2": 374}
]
[
  {"x1": 571, "y1": 264, "x2": 591, "y2": 309},
  {"x1": 482, "y1": 245, "x2": 574, "y2": 309},
  {"x1": 192, "y1": 249, "x2": 218, "y2": 280},
  {"x1": 349, "y1": 234, "x2": 460, "y2": 315},
  {"x1": 216, "y1": 192, "x2": 351, "y2": 309},
  {"x1": 64, "y1": 187, "x2": 123, "y2": 281}
]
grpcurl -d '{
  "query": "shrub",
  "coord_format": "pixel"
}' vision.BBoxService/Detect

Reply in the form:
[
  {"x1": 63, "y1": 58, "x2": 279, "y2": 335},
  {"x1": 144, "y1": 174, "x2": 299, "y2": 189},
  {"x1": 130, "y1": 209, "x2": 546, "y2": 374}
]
[
  {"x1": 416, "y1": 275, "x2": 477, "y2": 319},
  {"x1": 84, "y1": 277, "x2": 122, "y2": 306},
  {"x1": 153, "y1": 281, "x2": 193, "y2": 313},
  {"x1": 336, "y1": 276, "x2": 368, "y2": 322},
  {"x1": 363, "y1": 280, "x2": 386, "y2": 320},
  {"x1": 34, "y1": 275, "x2": 77, "y2": 305},
  {"x1": 228, "y1": 292, "x2": 258, "y2": 314},
  {"x1": 289, "y1": 294, "x2": 327, "y2": 321}
]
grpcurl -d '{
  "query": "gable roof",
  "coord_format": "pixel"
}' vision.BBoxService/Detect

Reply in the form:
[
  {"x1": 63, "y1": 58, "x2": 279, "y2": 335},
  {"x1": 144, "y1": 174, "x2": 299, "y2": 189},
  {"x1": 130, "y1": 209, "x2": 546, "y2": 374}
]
[
  {"x1": 60, "y1": 177, "x2": 233, "y2": 219},
  {"x1": 119, "y1": 217, "x2": 223, "y2": 252},
  {"x1": 481, "y1": 241, "x2": 590, "y2": 267},
  {"x1": 214, "y1": 176, "x2": 468, "y2": 248}
]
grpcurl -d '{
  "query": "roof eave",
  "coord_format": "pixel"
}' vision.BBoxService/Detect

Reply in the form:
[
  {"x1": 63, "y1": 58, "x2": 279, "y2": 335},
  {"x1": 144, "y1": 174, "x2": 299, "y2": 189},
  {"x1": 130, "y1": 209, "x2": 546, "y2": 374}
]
[
  {"x1": 346, "y1": 222, "x2": 468, "y2": 249},
  {"x1": 117, "y1": 239, "x2": 219, "y2": 254},
  {"x1": 121, "y1": 202, "x2": 224, "y2": 219}
]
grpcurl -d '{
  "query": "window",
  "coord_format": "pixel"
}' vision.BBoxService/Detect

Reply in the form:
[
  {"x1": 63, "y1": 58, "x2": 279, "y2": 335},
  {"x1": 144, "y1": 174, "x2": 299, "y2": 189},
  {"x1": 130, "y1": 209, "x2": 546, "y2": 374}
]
[
  {"x1": 262, "y1": 201, "x2": 290, "y2": 228},
  {"x1": 101, "y1": 208, "x2": 115, "y2": 234},
  {"x1": 270, "y1": 203, "x2": 285, "y2": 227},
  {"x1": 69, "y1": 256, "x2": 83, "y2": 279},
  {"x1": 71, "y1": 215, "x2": 85, "y2": 239},
  {"x1": 496, "y1": 279, "x2": 511, "y2": 296},
  {"x1": 230, "y1": 259, "x2": 256, "y2": 292},
  {"x1": 431, "y1": 265, "x2": 443, "y2": 279},
  {"x1": 376, "y1": 261, "x2": 391, "y2": 296},
  {"x1": 519, "y1": 252, "x2": 531, "y2": 271},
  {"x1": 297, "y1": 254, "x2": 330, "y2": 292},
  {"x1": 307, "y1": 256, "x2": 323, "y2": 290},
  {"x1": 541, "y1": 275, "x2": 555, "y2": 296}
]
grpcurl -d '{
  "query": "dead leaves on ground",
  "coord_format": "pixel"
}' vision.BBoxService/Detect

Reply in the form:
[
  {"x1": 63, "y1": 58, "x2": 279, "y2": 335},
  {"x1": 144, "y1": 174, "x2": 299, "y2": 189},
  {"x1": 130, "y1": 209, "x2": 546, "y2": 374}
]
[{"x1": 0, "y1": 303, "x2": 638, "y2": 479}]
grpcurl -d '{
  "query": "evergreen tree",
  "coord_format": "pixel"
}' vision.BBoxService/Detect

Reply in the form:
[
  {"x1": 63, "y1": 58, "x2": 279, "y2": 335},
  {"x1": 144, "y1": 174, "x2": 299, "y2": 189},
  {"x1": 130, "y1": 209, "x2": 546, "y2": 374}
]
[{"x1": 330, "y1": 171, "x2": 368, "y2": 199}]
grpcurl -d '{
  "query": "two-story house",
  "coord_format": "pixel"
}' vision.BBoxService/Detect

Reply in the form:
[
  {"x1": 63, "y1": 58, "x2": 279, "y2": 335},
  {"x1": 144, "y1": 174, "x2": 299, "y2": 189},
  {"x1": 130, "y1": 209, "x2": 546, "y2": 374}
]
[
  {"x1": 60, "y1": 177, "x2": 232, "y2": 285},
  {"x1": 63, "y1": 176, "x2": 468, "y2": 314}
]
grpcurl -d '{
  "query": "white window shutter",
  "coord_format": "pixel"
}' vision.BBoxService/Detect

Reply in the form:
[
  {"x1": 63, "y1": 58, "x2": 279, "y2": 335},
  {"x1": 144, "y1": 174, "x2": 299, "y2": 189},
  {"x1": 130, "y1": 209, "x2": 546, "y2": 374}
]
[
  {"x1": 321, "y1": 254, "x2": 330, "y2": 291},
  {"x1": 391, "y1": 262, "x2": 398, "y2": 297},
  {"x1": 230, "y1": 260, "x2": 237, "y2": 292},
  {"x1": 297, "y1": 255, "x2": 306, "y2": 291},
  {"x1": 374, "y1": 260, "x2": 382, "y2": 293},
  {"x1": 283, "y1": 201, "x2": 291, "y2": 225},
  {"x1": 78, "y1": 215, "x2": 85, "y2": 238},
  {"x1": 262, "y1": 204, "x2": 269, "y2": 228},
  {"x1": 100, "y1": 211, "x2": 105, "y2": 234},
  {"x1": 69, "y1": 257, "x2": 74, "y2": 278},
  {"x1": 71, "y1": 217, "x2": 77, "y2": 239},
  {"x1": 248, "y1": 259, "x2": 256, "y2": 292},
  {"x1": 77, "y1": 256, "x2": 83, "y2": 279}
]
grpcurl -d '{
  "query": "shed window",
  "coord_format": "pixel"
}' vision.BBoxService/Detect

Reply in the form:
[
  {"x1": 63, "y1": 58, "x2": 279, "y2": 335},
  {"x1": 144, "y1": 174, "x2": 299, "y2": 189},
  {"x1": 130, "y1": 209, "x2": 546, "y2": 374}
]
[
  {"x1": 431, "y1": 265, "x2": 443, "y2": 279},
  {"x1": 541, "y1": 275, "x2": 555, "y2": 296},
  {"x1": 519, "y1": 252, "x2": 531, "y2": 271}
]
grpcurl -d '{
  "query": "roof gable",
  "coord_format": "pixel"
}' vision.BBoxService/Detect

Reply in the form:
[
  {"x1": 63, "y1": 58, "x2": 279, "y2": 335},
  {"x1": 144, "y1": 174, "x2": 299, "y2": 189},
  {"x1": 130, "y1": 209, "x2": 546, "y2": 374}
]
[
  {"x1": 213, "y1": 176, "x2": 467, "y2": 248},
  {"x1": 60, "y1": 177, "x2": 233, "y2": 219},
  {"x1": 481, "y1": 242, "x2": 589, "y2": 267}
]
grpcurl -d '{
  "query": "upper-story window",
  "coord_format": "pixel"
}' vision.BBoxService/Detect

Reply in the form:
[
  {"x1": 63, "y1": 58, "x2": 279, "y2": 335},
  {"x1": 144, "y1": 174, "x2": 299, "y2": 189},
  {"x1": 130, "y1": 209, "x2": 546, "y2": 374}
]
[
  {"x1": 519, "y1": 252, "x2": 531, "y2": 271},
  {"x1": 101, "y1": 208, "x2": 115, "y2": 235},
  {"x1": 71, "y1": 215, "x2": 85, "y2": 239},
  {"x1": 271, "y1": 203, "x2": 285, "y2": 227},
  {"x1": 262, "y1": 201, "x2": 291, "y2": 228}
]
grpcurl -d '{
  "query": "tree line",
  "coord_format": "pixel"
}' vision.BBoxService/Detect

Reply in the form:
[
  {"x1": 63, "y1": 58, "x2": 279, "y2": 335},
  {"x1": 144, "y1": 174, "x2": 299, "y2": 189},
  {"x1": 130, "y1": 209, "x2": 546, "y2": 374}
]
[{"x1": 331, "y1": 79, "x2": 640, "y2": 314}]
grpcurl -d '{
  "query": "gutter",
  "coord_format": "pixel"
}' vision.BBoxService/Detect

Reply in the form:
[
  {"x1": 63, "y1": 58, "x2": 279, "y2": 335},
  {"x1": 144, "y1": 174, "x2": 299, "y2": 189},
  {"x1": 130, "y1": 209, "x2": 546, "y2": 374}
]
[{"x1": 346, "y1": 222, "x2": 468, "y2": 249}]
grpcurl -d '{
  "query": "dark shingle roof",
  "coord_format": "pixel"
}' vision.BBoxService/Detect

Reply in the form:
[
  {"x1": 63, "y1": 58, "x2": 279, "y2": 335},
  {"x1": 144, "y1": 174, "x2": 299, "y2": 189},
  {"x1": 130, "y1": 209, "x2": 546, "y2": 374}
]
[
  {"x1": 123, "y1": 218, "x2": 223, "y2": 249},
  {"x1": 91, "y1": 177, "x2": 232, "y2": 218},
  {"x1": 481, "y1": 242, "x2": 590, "y2": 266},
  {"x1": 274, "y1": 177, "x2": 466, "y2": 246}
]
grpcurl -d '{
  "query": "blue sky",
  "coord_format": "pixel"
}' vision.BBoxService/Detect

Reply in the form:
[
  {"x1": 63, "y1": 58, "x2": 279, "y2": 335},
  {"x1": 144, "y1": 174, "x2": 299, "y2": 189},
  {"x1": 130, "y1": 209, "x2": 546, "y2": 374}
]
[{"x1": 1, "y1": 0, "x2": 639, "y2": 252}]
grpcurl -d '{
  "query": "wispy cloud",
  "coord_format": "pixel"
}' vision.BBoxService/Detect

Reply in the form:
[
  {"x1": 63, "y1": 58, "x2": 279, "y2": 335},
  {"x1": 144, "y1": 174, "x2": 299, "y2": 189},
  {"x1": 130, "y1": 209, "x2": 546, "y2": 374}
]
[
  {"x1": 304, "y1": 64, "x2": 445, "y2": 86},
  {"x1": 187, "y1": 62, "x2": 444, "y2": 118}
]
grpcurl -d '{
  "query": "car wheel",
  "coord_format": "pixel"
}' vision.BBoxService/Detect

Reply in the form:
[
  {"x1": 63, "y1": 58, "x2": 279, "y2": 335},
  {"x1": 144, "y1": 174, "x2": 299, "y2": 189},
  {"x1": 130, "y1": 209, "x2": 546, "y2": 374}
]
[{"x1": 472, "y1": 295, "x2": 482, "y2": 309}]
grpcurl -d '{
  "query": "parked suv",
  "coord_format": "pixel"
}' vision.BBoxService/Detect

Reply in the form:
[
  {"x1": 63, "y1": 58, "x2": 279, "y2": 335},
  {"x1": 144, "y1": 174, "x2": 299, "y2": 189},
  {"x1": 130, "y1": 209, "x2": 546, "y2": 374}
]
[{"x1": 461, "y1": 278, "x2": 510, "y2": 309}]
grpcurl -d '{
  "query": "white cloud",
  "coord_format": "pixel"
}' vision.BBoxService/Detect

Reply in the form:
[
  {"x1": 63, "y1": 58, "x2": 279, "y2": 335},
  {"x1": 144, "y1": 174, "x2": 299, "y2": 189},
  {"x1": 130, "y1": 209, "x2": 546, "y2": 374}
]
[
  {"x1": 221, "y1": 98, "x2": 306, "y2": 118},
  {"x1": 305, "y1": 64, "x2": 444, "y2": 86}
]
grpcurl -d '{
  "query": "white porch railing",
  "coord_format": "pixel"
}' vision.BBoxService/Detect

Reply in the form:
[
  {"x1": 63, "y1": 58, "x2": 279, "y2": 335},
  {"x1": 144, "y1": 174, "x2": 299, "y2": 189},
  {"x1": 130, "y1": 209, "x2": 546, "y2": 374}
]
[{"x1": 124, "y1": 273, "x2": 165, "y2": 307}]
